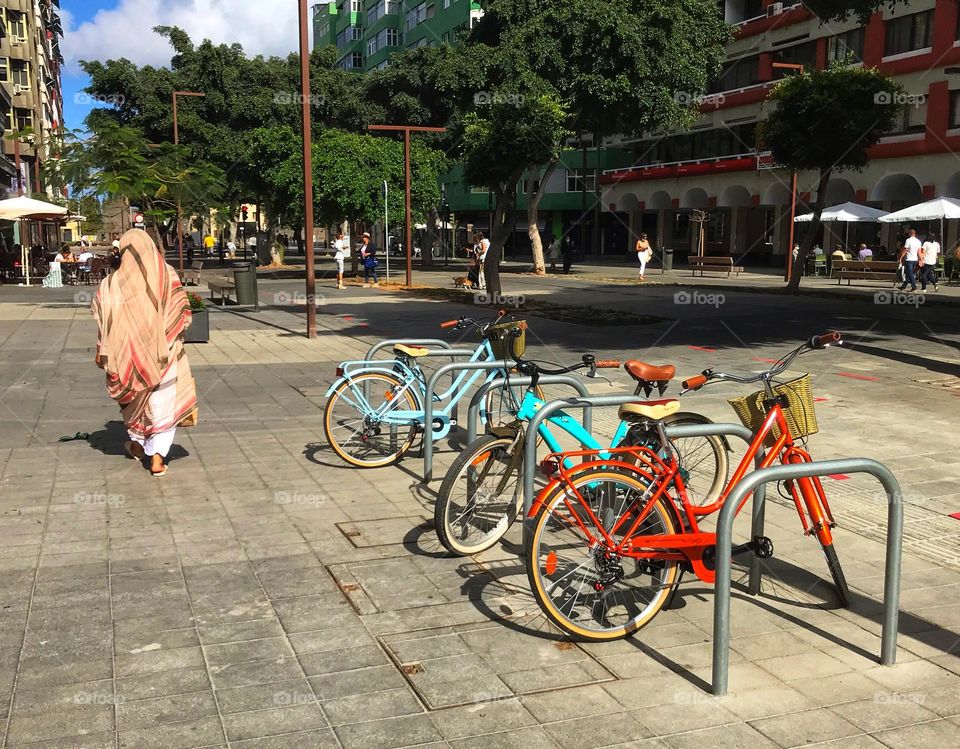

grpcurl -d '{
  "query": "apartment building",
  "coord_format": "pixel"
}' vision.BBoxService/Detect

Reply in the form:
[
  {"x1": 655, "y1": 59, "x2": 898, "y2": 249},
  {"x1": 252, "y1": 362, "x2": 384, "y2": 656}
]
[
  {"x1": 313, "y1": 0, "x2": 482, "y2": 72},
  {"x1": 601, "y1": 0, "x2": 960, "y2": 264},
  {"x1": 0, "y1": 0, "x2": 64, "y2": 197}
]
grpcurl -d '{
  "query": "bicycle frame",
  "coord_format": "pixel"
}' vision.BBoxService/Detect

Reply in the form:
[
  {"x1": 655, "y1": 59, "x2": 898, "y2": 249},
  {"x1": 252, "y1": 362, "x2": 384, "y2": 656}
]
[
  {"x1": 532, "y1": 400, "x2": 838, "y2": 585},
  {"x1": 327, "y1": 339, "x2": 519, "y2": 429}
]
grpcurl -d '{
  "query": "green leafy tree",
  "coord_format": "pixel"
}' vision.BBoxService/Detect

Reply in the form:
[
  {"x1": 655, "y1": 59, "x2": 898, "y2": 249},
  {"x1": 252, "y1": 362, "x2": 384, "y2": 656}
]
[
  {"x1": 45, "y1": 123, "x2": 224, "y2": 249},
  {"x1": 468, "y1": 0, "x2": 730, "y2": 274},
  {"x1": 758, "y1": 64, "x2": 901, "y2": 290},
  {"x1": 804, "y1": 1, "x2": 906, "y2": 23},
  {"x1": 457, "y1": 91, "x2": 570, "y2": 294}
]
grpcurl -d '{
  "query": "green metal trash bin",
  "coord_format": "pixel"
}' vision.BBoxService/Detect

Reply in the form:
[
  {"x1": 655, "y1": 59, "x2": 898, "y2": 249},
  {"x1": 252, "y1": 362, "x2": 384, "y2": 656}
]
[
  {"x1": 232, "y1": 261, "x2": 259, "y2": 309},
  {"x1": 662, "y1": 248, "x2": 674, "y2": 272}
]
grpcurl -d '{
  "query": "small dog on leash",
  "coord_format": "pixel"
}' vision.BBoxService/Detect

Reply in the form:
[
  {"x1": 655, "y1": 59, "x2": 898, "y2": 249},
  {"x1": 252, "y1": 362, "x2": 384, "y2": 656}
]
[{"x1": 453, "y1": 276, "x2": 470, "y2": 289}]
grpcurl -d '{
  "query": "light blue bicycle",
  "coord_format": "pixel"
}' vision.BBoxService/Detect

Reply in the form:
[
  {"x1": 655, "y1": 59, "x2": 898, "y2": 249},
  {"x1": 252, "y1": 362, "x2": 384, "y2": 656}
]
[
  {"x1": 323, "y1": 313, "x2": 543, "y2": 468},
  {"x1": 434, "y1": 333, "x2": 727, "y2": 556}
]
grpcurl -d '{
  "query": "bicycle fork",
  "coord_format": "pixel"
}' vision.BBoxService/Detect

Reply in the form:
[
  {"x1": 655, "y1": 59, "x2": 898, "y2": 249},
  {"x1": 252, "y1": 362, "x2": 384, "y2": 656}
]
[{"x1": 783, "y1": 448, "x2": 838, "y2": 546}]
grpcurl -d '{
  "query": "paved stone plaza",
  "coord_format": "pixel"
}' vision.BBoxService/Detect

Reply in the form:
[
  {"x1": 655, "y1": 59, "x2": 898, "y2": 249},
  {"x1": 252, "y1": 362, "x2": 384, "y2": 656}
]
[{"x1": 0, "y1": 270, "x2": 958, "y2": 748}]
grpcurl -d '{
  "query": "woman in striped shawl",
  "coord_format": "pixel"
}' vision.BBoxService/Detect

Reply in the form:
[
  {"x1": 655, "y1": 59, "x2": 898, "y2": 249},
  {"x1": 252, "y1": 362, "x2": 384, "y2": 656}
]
[{"x1": 92, "y1": 229, "x2": 197, "y2": 477}]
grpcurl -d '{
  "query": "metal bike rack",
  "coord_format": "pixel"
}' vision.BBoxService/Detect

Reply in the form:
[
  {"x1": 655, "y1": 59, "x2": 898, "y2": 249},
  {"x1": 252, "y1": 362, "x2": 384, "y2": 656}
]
[
  {"x1": 422, "y1": 359, "x2": 511, "y2": 483},
  {"x1": 465, "y1": 375, "x2": 594, "y2": 444},
  {"x1": 712, "y1": 458, "x2": 903, "y2": 696}
]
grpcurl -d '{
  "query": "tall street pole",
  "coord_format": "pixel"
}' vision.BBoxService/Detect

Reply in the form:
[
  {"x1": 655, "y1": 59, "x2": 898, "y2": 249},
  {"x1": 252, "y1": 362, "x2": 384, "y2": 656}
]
[
  {"x1": 299, "y1": 0, "x2": 317, "y2": 338},
  {"x1": 771, "y1": 62, "x2": 805, "y2": 282},
  {"x1": 383, "y1": 180, "x2": 389, "y2": 285},
  {"x1": 368, "y1": 125, "x2": 446, "y2": 288},
  {"x1": 172, "y1": 90, "x2": 205, "y2": 276}
]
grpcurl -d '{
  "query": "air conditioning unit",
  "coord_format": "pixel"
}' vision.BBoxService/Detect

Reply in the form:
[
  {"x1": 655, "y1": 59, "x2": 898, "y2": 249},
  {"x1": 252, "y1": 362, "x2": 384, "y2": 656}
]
[
  {"x1": 13, "y1": 84, "x2": 25, "y2": 95},
  {"x1": 767, "y1": 2, "x2": 784, "y2": 16}
]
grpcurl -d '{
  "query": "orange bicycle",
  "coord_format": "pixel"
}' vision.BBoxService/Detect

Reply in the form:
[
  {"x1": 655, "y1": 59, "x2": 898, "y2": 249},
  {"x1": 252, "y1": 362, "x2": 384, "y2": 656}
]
[{"x1": 524, "y1": 332, "x2": 849, "y2": 641}]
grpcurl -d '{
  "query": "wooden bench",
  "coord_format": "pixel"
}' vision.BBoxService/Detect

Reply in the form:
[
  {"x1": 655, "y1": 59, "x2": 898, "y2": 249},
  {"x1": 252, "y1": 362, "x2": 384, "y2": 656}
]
[
  {"x1": 833, "y1": 260, "x2": 899, "y2": 286},
  {"x1": 179, "y1": 260, "x2": 203, "y2": 286},
  {"x1": 207, "y1": 277, "x2": 236, "y2": 305},
  {"x1": 688, "y1": 256, "x2": 744, "y2": 278}
]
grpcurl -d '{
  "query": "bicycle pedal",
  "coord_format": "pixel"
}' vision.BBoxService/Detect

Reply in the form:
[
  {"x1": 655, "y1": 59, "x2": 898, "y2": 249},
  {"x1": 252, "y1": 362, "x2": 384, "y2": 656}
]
[{"x1": 751, "y1": 536, "x2": 774, "y2": 559}]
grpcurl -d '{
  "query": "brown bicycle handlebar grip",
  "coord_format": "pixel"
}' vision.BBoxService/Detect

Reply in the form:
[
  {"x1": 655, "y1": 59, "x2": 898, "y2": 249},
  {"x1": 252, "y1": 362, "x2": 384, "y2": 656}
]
[
  {"x1": 440, "y1": 320, "x2": 459, "y2": 329},
  {"x1": 595, "y1": 360, "x2": 621, "y2": 369},
  {"x1": 813, "y1": 331, "x2": 842, "y2": 348},
  {"x1": 682, "y1": 374, "x2": 708, "y2": 390}
]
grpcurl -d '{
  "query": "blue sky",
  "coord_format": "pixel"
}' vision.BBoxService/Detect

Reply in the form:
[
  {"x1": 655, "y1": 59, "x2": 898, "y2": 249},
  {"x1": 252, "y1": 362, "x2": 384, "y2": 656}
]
[{"x1": 61, "y1": 0, "x2": 302, "y2": 132}]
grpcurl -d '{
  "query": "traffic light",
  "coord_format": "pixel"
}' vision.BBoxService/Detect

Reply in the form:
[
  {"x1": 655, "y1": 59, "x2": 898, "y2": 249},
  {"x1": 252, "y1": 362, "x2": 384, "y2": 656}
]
[{"x1": 241, "y1": 205, "x2": 249, "y2": 221}]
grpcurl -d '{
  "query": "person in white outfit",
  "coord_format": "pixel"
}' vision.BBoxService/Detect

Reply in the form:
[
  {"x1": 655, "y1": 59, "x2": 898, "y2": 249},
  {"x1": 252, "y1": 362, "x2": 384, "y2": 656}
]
[
  {"x1": 333, "y1": 231, "x2": 347, "y2": 289},
  {"x1": 919, "y1": 233, "x2": 940, "y2": 292},
  {"x1": 635, "y1": 233, "x2": 653, "y2": 281},
  {"x1": 473, "y1": 232, "x2": 490, "y2": 289}
]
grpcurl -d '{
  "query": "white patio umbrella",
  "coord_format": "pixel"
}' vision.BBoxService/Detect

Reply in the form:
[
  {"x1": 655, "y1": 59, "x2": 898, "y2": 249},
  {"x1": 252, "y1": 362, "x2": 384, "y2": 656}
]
[
  {"x1": 794, "y1": 201, "x2": 888, "y2": 223},
  {"x1": 794, "y1": 202, "x2": 889, "y2": 254},
  {"x1": 878, "y1": 197, "x2": 960, "y2": 256},
  {"x1": 0, "y1": 197, "x2": 69, "y2": 286}
]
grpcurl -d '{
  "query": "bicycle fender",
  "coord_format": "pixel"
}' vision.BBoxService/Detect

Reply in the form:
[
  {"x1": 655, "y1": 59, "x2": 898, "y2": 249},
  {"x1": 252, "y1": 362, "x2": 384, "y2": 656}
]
[{"x1": 663, "y1": 412, "x2": 732, "y2": 452}]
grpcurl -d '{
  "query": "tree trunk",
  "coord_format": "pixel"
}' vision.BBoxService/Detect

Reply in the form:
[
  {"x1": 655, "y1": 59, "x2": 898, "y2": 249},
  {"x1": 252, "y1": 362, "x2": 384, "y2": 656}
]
[
  {"x1": 485, "y1": 186, "x2": 515, "y2": 298},
  {"x1": 294, "y1": 224, "x2": 304, "y2": 258},
  {"x1": 527, "y1": 161, "x2": 558, "y2": 275},
  {"x1": 787, "y1": 168, "x2": 832, "y2": 292},
  {"x1": 350, "y1": 219, "x2": 362, "y2": 276}
]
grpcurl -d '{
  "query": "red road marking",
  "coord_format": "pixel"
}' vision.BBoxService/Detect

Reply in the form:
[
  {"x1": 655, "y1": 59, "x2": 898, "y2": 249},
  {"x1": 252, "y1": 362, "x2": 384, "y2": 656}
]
[
  {"x1": 837, "y1": 372, "x2": 880, "y2": 382},
  {"x1": 828, "y1": 474, "x2": 850, "y2": 480},
  {"x1": 949, "y1": 512, "x2": 960, "y2": 521},
  {"x1": 359, "y1": 323, "x2": 369, "y2": 327},
  {"x1": 688, "y1": 346, "x2": 716, "y2": 352},
  {"x1": 753, "y1": 357, "x2": 779, "y2": 364},
  {"x1": 814, "y1": 397, "x2": 829, "y2": 403},
  {"x1": 342, "y1": 315, "x2": 353, "y2": 320}
]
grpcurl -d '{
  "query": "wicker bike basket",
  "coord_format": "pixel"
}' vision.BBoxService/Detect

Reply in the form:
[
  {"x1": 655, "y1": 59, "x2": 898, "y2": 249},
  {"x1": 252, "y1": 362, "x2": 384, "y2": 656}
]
[
  {"x1": 485, "y1": 320, "x2": 527, "y2": 360},
  {"x1": 728, "y1": 373, "x2": 818, "y2": 447}
]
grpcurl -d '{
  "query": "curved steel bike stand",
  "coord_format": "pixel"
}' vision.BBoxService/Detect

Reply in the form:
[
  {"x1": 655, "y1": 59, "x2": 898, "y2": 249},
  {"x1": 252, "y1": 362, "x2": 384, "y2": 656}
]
[
  {"x1": 465, "y1": 375, "x2": 593, "y2": 444},
  {"x1": 713, "y1": 458, "x2": 903, "y2": 696},
  {"x1": 422, "y1": 360, "x2": 510, "y2": 483}
]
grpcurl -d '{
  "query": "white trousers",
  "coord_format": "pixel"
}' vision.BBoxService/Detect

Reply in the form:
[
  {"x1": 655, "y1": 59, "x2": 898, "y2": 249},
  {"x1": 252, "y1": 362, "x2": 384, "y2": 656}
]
[
  {"x1": 129, "y1": 428, "x2": 176, "y2": 457},
  {"x1": 638, "y1": 258, "x2": 647, "y2": 277},
  {"x1": 128, "y1": 359, "x2": 177, "y2": 457}
]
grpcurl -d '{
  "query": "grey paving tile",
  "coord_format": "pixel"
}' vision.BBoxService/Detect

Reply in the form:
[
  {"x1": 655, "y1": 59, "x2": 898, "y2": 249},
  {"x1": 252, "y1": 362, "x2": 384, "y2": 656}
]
[
  {"x1": 333, "y1": 714, "x2": 443, "y2": 749},
  {"x1": 221, "y1": 703, "x2": 327, "y2": 742},
  {"x1": 749, "y1": 706, "x2": 861, "y2": 746},
  {"x1": 215, "y1": 679, "x2": 314, "y2": 715},
  {"x1": 117, "y1": 716, "x2": 225, "y2": 749},
  {"x1": 5, "y1": 704, "x2": 114, "y2": 745},
  {"x1": 322, "y1": 686, "x2": 423, "y2": 726},
  {"x1": 116, "y1": 690, "x2": 219, "y2": 731},
  {"x1": 870, "y1": 718, "x2": 960, "y2": 748},
  {"x1": 661, "y1": 722, "x2": 778, "y2": 748},
  {"x1": 308, "y1": 665, "x2": 408, "y2": 700},
  {"x1": 115, "y1": 666, "x2": 211, "y2": 702},
  {"x1": 448, "y1": 726, "x2": 559, "y2": 749},
  {"x1": 230, "y1": 730, "x2": 340, "y2": 749},
  {"x1": 428, "y1": 698, "x2": 537, "y2": 741}
]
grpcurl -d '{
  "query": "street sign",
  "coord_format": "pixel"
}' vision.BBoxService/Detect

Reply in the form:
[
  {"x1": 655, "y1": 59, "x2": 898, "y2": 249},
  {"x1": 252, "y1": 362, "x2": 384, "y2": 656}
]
[{"x1": 133, "y1": 213, "x2": 144, "y2": 226}]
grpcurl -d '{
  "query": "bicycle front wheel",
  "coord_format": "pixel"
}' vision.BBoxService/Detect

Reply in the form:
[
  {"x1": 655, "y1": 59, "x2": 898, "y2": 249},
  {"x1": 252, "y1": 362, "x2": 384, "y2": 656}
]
[
  {"x1": 820, "y1": 542, "x2": 851, "y2": 607},
  {"x1": 661, "y1": 413, "x2": 728, "y2": 505},
  {"x1": 323, "y1": 372, "x2": 420, "y2": 468},
  {"x1": 526, "y1": 469, "x2": 681, "y2": 641},
  {"x1": 435, "y1": 433, "x2": 522, "y2": 556},
  {"x1": 483, "y1": 382, "x2": 545, "y2": 429}
]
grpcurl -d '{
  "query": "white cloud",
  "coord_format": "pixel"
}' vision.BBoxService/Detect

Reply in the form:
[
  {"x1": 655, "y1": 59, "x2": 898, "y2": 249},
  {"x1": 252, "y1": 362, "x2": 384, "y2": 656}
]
[{"x1": 61, "y1": 0, "x2": 303, "y2": 72}]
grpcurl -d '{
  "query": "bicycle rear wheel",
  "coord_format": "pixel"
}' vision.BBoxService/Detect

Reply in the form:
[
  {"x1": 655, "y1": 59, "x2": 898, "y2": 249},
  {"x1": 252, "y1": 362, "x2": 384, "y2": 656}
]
[
  {"x1": 435, "y1": 433, "x2": 522, "y2": 555},
  {"x1": 525, "y1": 469, "x2": 681, "y2": 641},
  {"x1": 323, "y1": 372, "x2": 420, "y2": 468},
  {"x1": 621, "y1": 413, "x2": 727, "y2": 505}
]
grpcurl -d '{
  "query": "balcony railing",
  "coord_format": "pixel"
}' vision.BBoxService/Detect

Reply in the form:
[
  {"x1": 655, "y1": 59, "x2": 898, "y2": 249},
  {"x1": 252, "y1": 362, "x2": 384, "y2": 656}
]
[{"x1": 603, "y1": 151, "x2": 758, "y2": 176}]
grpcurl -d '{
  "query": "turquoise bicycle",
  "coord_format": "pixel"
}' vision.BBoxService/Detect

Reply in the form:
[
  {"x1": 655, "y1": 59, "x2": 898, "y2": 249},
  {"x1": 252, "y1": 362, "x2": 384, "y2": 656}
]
[
  {"x1": 324, "y1": 313, "x2": 543, "y2": 468},
  {"x1": 434, "y1": 332, "x2": 728, "y2": 556}
]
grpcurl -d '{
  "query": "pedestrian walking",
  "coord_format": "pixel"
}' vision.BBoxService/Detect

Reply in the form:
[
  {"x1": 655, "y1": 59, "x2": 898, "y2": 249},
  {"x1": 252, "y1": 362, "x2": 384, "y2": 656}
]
[
  {"x1": 561, "y1": 236, "x2": 574, "y2": 274},
  {"x1": 473, "y1": 232, "x2": 489, "y2": 289},
  {"x1": 91, "y1": 229, "x2": 197, "y2": 478},
  {"x1": 919, "y1": 232, "x2": 940, "y2": 292},
  {"x1": 635, "y1": 232, "x2": 653, "y2": 281},
  {"x1": 547, "y1": 237, "x2": 560, "y2": 272},
  {"x1": 333, "y1": 231, "x2": 347, "y2": 289},
  {"x1": 360, "y1": 232, "x2": 379, "y2": 287},
  {"x1": 898, "y1": 228, "x2": 921, "y2": 291}
]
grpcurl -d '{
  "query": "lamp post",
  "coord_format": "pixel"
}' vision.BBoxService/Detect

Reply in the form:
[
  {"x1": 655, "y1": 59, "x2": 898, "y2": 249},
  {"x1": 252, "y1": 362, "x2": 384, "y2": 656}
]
[
  {"x1": 382, "y1": 179, "x2": 390, "y2": 284},
  {"x1": 172, "y1": 90, "x2": 206, "y2": 276},
  {"x1": 298, "y1": 0, "x2": 317, "y2": 338},
  {"x1": 367, "y1": 124, "x2": 447, "y2": 288},
  {"x1": 771, "y1": 62, "x2": 805, "y2": 282}
]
